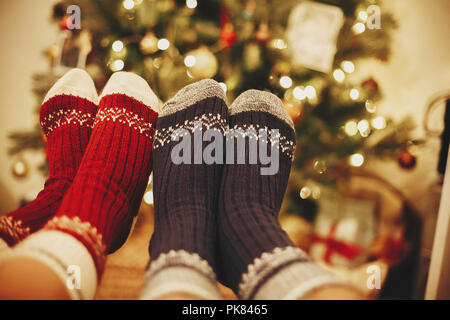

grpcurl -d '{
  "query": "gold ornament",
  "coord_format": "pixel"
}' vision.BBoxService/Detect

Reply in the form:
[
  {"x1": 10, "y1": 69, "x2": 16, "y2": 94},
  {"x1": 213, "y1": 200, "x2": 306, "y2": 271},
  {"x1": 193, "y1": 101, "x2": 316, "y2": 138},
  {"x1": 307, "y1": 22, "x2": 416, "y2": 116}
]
[
  {"x1": 140, "y1": 32, "x2": 159, "y2": 55},
  {"x1": 11, "y1": 158, "x2": 29, "y2": 179},
  {"x1": 186, "y1": 46, "x2": 218, "y2": 79},
  {"x1": 243, "y1": 43, "x2": 262, "y2": 71}
]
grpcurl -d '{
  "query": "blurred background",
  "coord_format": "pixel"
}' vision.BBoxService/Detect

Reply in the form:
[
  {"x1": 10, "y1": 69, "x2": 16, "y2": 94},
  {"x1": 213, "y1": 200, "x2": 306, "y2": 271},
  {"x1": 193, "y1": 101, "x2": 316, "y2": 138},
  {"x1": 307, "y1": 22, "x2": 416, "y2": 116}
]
[{"x1": 0, "y1": 0, "x2": 449, "y2": 299}]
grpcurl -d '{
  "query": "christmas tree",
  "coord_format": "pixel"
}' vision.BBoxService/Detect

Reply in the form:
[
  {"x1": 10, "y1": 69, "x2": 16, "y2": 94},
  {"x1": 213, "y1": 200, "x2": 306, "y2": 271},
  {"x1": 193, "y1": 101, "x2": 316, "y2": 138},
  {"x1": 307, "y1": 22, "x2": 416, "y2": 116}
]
[{"x1": 9, "y1": 0, "x2": 416, "y2": 217}]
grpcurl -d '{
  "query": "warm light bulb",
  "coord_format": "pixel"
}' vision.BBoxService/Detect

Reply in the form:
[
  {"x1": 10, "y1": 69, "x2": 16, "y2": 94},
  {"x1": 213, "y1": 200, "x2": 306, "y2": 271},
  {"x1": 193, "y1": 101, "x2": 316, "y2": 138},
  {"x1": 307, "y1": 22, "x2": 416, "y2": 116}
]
[
  {"x1": 272, "y1": 39, "x2": 287, "y2": 50},
  {"x1": 280, "y1": 76, "x2": 293, "y2": 89},
  {"x1": 353, "y1": 22, "x2": 366, "y2": 34},
  {"x1": 372, "y1": 116, "x2": 386, "y2": 130},
  {"x1": 305, "y1": 86, "x2": 316, "y2": 99},
  {"x1": 111, "y1": 59, "x2": 124, "y2": 71},
  {"x1": 293, "y1": 86, "x2": 306, "y2": 100},
  {"x1": 358, "y1": 119, "x2": 369, "y2": 132},
  {"x1": 143, "y1": 191, "x2": 154, "y2": 205},
  {"x1": 342, "y1": 61, "x2": 355, "y2": 74},
  {"x1": 350, "y1": 88, "x2": 360, "y2": 100},
  {"x1": 349, "y1": 153, "x2": 364, "y2": 167},
  {"x1": 333, "y1": 69, "x2": 345, "y2": 82},
  {"x1": 300, "y1": 187, "x2": 311, "y2": 199},
  {"x1": 184, "y1": 55, "x2": 196, "y2": 67},
  {"x1": 219, "y1": 82, "x2": 227, "y2": 93},
  {"x1": 123, "y1": 0, "x2": 135, "y2": 10},
  {"x1": 186, "y1": 0, "x2": 198, "y2": 9},
  {"x1": 157, "y1": 38, "x2": 170, "y2": 50},
  {"x1": 358, "y1": 11, "x2": 368, "y2": 22},
  {"x1": 365, "y1": 100, "x2": 377, "y2": 113},
  {"x1": 112, "y1": 40, "x2": 124, "y2": 52},
  {"x1": 345, "y1": 120, "x2": 358, "y2": 136}
]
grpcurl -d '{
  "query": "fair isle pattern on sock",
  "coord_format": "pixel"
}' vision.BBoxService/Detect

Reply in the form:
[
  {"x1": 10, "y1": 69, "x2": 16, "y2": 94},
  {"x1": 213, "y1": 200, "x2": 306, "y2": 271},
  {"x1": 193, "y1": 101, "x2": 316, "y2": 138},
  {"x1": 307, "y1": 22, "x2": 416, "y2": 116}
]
[
  {"x1": 44, "y1": 72, "x2": 158, "y2": 278},
  {"x1": 216, "y1": 90, "x2": 343, "y2": 299},
  {"x1": 0, "y1": 69, "x2": 98, "y2": 246},
  {"x1": 142, "y1": 79, "x2": 227, "y2": 299}
]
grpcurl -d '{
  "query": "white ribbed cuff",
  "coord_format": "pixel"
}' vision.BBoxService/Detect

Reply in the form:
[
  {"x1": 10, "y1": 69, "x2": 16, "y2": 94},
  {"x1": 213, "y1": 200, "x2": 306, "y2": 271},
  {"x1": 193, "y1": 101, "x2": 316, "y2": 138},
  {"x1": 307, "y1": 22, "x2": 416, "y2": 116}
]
[
  {"x1": 253, "y1": 261, "x2": 347, "y2": 300},
  {"x1": 140, "y1": 266, "x2": 223, "y2": 300},
  {"x1": 140, "y1": 250, "x2": 222, "y2": 300},
  {"x1": 0, "y1": 230, "x2": 97, "y2": 299},
  {"x1": 239, "y1": 246, "x2": 348, "y2": 300}
]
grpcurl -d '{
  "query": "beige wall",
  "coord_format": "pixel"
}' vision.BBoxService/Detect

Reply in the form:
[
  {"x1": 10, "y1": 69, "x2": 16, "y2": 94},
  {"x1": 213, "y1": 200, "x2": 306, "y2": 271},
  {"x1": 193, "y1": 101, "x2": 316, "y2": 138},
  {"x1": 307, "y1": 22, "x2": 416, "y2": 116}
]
[
  {"x1": 0, "y1": 0, "x2": 57, "y2": 212},
  {"x1": 0, "y1": 0, "x2": 449, "y2": 213}
]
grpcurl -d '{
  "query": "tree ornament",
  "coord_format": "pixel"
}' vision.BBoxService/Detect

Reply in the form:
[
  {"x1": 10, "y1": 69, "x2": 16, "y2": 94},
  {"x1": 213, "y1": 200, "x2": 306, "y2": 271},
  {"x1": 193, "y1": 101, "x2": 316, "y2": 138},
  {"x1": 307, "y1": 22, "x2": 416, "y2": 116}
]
[
  {"x1": 243, "y1": 43, "x2": 262, "y2": 71},
  {"x1": 59, "y1": 15, "x2": 72, "y2": 30},
  {"x1": 186, "y1": 46, "x2": 218, "y2": 79},
  {"x1": 220, "y1": 23, "x2": 237, "y2": 49},
  {"x1": 255, "y1": 22, "x2": 271, "y2": 44},
  {"x1": 397, "y1": 150, "x2": 417, "y2": 169},
  {"x1": 284, "y1": 99, "x2": 303, "y2": 123},
  {"x1": 140, "y1": 32, "x2": 159, "y2": 55},
  {"x1": 11, "y1": 158, "x2": 29, "y2": 179},
  {"x1": 286, "y1": 1, "x2": 344, "y2": 73},
  {"x1": 362, "y1": 78, "x2": 379, "y2": 92}
]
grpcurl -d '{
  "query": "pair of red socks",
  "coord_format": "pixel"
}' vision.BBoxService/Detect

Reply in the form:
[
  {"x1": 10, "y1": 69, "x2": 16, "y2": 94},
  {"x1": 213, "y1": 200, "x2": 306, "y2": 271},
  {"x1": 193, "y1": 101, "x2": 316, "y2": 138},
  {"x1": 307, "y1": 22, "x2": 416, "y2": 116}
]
[{"x1": 0, "y1": 69, "x2": 159, "y2": 299}]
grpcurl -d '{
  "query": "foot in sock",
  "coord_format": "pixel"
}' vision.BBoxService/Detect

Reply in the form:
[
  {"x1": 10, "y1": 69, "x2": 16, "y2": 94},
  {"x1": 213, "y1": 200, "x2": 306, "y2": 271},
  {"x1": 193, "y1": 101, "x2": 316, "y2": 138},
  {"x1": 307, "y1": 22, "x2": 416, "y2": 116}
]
[
  {"x1": 0, "y1": 69, "x2": 98, "y2": 248},
  {"x1": 140, "y1": 79, "x2": 228, "y2": 300},
  {"x1": 0, "y1": 72, "x2": 159, "y2": 299},
  {"x1": 216, "y1": 90, "x2": 344, "y2": 300}
]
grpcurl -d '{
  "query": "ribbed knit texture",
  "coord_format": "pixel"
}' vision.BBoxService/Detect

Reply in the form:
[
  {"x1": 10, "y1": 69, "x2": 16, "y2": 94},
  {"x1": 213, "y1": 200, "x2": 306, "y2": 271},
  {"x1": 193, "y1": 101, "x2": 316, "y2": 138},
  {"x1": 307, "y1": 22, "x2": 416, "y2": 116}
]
[
  {"x1": 143, "y1": 80, "x2": 227, "y2": 298},
  {"x1": 44, "y1": 88, "x2": 158, "y2": 277},
  {"x1": 0, "y1": 92, "x2": 97, "y2": 246},
  {"x1": 216, "y1": 90, "x2": 340, "y2": 299}
]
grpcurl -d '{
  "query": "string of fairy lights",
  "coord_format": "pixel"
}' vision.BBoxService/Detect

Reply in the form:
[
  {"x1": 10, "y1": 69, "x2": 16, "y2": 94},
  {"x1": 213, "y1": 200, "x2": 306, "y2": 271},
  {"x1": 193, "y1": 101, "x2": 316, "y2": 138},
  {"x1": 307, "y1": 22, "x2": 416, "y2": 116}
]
[{"x1": 103, "y1": 0, "x2": 389, "y2": 204}]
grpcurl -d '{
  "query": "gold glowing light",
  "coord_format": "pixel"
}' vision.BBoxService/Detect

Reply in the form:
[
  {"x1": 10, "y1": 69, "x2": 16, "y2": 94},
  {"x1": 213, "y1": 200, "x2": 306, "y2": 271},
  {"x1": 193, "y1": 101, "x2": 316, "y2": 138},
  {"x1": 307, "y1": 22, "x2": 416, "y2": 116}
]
[
  {"x1": 372, "y1": 116, "x2": 386, "y2": 130},
  {"x1": 342, "y1": 61, "x2": 355, "y2": 74},
  {"x1": 305, "y1": 85, "x2": 316, "y2": 99},
  {"x1": 333, "y1": 69, "x2": 345, "y2": 82},
  {"x1": 112, "y1": 40, "x2": 124, "y2": 52},
  {"x1": 353, "y1": 22, "x2": 366, "y2": 34},
  {"x1": 349, "y1": 153, "x2": 364, "y2": 167},
  {"x1": 345, "y1": 120, "x2": 358, "y2": 136},
  {"x1": 184, "y1": 55, "x2": 196, "y2": 67},
  {"x1": 143, "y1": 191, "x2": 154, "y2": 205},
  {"x1": 111, "y1": 59, "x2": 124, "y2": 71},
  {"x1": 293, "y1": 86, "x2": 306, "y2": 100},
  {"x1": 280, "y1": 76, "x2": 293, "y2": 89},
  {"x1": 123, "y1": 0, "x2": 135, "y2": 10},
  {"x1": 219, "y1": 82, "x2": 227, "y2": 93},
  {"x1": 350, "y1": 88, "x2": 360, "y2": 100},
  {"x1": 157, "y1": 38, "x2": 170, "y2": 50},
  {"x1": 186, "y1": 0, "x2": 198, "y2": 9}
]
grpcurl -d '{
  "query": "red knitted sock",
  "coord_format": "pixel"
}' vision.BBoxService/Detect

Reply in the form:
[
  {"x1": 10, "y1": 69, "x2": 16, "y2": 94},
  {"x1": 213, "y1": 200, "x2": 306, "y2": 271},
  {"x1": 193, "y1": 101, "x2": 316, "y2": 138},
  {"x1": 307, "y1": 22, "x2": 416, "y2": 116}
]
[
  {"x1": 0, "y1": 69, "x2": 98, "y2": 247},
  {"x1": 42, "y1": 72, "x2": 159, "y2": 278}
]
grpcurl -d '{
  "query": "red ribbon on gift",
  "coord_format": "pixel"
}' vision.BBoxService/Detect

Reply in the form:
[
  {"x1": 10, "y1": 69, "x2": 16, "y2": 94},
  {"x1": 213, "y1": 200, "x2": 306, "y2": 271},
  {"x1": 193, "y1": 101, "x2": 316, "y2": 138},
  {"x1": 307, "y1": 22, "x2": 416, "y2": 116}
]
[{"x1": 311, "y1": 221, "x2": 364, "y2": 264}]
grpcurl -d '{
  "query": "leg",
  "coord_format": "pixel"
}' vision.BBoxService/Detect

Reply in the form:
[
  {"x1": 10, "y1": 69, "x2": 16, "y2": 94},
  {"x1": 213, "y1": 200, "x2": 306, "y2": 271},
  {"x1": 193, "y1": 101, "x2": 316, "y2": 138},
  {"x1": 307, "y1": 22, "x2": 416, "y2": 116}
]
[
  {"x1": 0, "y1": 72, "x2": 158, "y2": 299},
  {"x1": 0, "y1": 69, "x2": 98, "y2": 247},
  {"x1": 140, "y1": 80, "x2": 227, "y2": 300},
  {"x1": 216, "y1": 90, "x2": 362, "y2": 300}
]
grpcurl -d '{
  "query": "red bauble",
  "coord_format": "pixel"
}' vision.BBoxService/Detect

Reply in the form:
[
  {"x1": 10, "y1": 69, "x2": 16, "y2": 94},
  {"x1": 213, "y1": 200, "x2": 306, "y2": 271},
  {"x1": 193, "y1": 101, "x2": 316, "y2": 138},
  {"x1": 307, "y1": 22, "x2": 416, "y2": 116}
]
[
  {"x1": 255, "y1": 23, "x2": 271, "y2": 44},
  {"x1": 284, "y1": 101, "x2": 303, "y2": 123},
  {"x1": 362, "y1": 78, "x2": 379, "y2": 92},
  {"x1": 398, "y1": 151, "x2": 417, "y2": 169},
  {"x1": 220, "y1": 23, "x2": 237, "y2": 49},
  {"x1": 59, "y1": 15, "x2": 71, "y2": 30}
]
